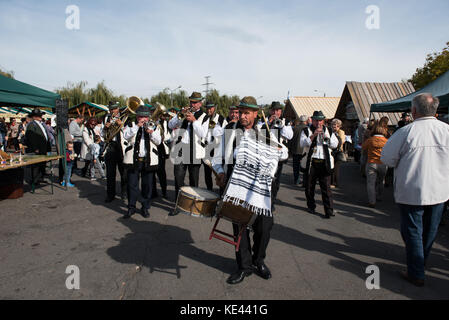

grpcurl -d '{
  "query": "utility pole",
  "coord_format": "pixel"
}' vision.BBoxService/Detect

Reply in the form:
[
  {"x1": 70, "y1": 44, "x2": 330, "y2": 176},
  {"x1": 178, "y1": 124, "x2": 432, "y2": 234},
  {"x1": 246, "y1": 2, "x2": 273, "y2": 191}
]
[{"x1": 202, "y1": 76, "x2": 214, "y2": 100}]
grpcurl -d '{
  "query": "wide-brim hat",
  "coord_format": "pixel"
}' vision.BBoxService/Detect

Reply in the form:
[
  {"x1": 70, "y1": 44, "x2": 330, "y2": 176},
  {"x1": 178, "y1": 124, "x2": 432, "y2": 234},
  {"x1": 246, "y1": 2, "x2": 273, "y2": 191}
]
[
  {"x1": 311, "y1": 110, "x2": 326, "y2": 120},
  {"x1": 270, "y1": 101, "x2": 283, "y2": 110},
  {"x1": 205, "y1": 102, "x2": 215, "y2": 108},
  {"x1": 238, "y1": 96, "x2": 259, "y2": 109},
  {"x1": 108, "y1": 101, "x2": 120, "y2": 110},
  {"x1": 299, "y1": 115, "x2": 308, "y2": 122},
  {"x1": 189, "y1": 92, "x2": 203, "y2": 102},
  {"x1": 30, "y1": 108, "x2": 44, "y2": 117},
  {"x1": 136, "y1": 105, "x2": 151, "y2": 117},
  {"x1": 229, "y1": 105, "x2": 238, "y2": 110}
]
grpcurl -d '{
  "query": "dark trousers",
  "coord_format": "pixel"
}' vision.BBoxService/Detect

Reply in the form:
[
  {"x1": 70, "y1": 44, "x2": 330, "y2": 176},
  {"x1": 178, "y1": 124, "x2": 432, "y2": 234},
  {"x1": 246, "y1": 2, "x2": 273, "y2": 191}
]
[
  {"x1": 174, "y1": 163, "x2": 201, "y2": 196},
  {"x1": 399, "y1": 203, "x2": 444, "y2": 280},
  {"x1": 292, "y1": 154, "x2": 302, "y2": 184},
  {"x1": 127, "y1": 162, "x2": 154, "y2": 210},
  {"x1": 30, "y1": 163, "x2": 45, "y2": 185},
  {"x1": 232, "y1": 214, "x2": 274, "y2": 271},
  {"x1": 105, "y1": 145, "x2": 127, "y2": 198},
  {"x1": 203, "y1": 162, "x2": 213, "y2": 191},
  {"x1": 81, "y1": 160, "x2": 91, "y2": 177},
  {"x1": 305, "y1": 161, "x2": 334, "y2": 215},
  {"x1": 73, "y1": 141, "x2": 82, "y2": 170},
  {"x1": 271, "y1": 162, "x2": 284, "y2": 204},
  {"x1": 152, "y1": 157, "x2": 167, "y2": 197}
]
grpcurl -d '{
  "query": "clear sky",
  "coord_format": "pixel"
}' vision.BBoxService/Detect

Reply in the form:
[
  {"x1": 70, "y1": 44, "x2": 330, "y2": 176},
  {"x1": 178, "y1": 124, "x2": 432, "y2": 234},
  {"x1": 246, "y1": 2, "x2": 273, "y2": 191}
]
[{"x1": 1, "y1": 0, "x2": 448, "y2": 104}]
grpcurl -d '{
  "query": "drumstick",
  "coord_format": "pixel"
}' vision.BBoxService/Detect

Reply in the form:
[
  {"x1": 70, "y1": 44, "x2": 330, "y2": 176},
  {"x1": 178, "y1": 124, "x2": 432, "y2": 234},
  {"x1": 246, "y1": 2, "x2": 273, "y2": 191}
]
[{"x1": 203, "y1": 159, "x2": 219, "y2": 178}]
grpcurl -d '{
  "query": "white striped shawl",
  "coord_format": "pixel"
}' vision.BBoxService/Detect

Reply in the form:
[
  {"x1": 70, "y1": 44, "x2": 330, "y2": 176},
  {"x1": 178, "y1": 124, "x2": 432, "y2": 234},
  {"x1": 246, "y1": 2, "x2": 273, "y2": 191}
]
[{"x1": 223, "y1": 135, "x2": 283, "y2": 217}]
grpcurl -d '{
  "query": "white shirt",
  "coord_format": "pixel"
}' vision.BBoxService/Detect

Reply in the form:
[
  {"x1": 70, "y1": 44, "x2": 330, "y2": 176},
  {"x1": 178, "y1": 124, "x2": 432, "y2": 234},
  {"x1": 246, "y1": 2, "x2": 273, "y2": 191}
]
[
  {"x1": 299, "y1": 127, "x2": 338, "y2": 159},
  {"x1": 168, "y1": 115, "x2": 209, "y2": 143},
  {"x1": 381, "y1": 117, "x2": 449, "y2": 205},
  {"x1": 123, "y1": 124, "x2": 162, "y2": 158},
  {"x1": 35, "y1": 120, "x2": 48, "y2": 141}
]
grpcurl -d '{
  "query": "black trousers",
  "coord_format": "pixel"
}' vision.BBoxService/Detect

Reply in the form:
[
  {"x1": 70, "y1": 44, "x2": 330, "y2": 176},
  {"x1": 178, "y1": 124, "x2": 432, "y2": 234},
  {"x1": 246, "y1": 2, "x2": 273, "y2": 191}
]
[
  {"x1": 203, "y1": 162, "x2": 214, "y2": 191},
  {"x1": 232, "y1": 214, "x2": 274, "y2": 271},
  {"x1": 105, "y1": 144, "x2": 127, "y2": 199},
  {"x1": 127, "y1": 162, "x2": 154, "y2": 210},
  {"x1": 174, "y1": 163, "x2": 201, "y2": 196},
  {"x1": 305, "y1": 161, "x2": 334, "y2": 215},
  {"x1": 152, "y1": 157, "x2": 167, "y2": 197},
  {"x1": 271, "y1": 162, "x2": 284, "y2": 203},
  {"x1": 73, "y1": 141, "x2": 82, "y2": 170},
  {"x1": 292, "y1": 154, "x2": 302, "y2": 184}
]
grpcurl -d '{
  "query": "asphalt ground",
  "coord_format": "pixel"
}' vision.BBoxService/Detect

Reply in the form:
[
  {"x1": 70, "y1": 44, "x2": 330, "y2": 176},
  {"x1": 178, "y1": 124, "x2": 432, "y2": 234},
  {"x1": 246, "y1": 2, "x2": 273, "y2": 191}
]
[{"x1": 0, "y1": 158, "x2": 448, "y2": 300}]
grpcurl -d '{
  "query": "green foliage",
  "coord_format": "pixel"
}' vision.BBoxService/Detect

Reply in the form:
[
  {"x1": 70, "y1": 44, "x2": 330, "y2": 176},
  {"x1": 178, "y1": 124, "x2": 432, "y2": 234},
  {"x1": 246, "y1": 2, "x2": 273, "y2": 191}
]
[
  {"x1": 56, "y1": 81, "x2": 127, "y2": 107},
  {"x1": 55, "y1": 81, "x2": 241, "y2": 117},
  {"x1": 0, "y1": 67, "x2": 14, "y2": 79},
  {"x1": 410, "y1": 42, "x2": 449, "y2": 90},
  {"x1": 205, "y1": 89, "x2": 240, "y2": 116}
]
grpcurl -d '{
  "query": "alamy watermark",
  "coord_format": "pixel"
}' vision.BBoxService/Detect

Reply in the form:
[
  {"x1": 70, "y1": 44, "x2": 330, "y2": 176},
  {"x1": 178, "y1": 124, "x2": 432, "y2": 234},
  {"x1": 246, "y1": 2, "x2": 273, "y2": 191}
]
[
  {"x1": 66, "y1": 5, "x2": 80, "y2": 30},
  {"x1": 365, "y1": 5, "x2": 380, "y2": 30},
  {"x1": 65, "y1": 265, "x2": 80, "y2": 290},
  {"x1": 365, "y1": 265, "x2": 380, "y2": 290}
]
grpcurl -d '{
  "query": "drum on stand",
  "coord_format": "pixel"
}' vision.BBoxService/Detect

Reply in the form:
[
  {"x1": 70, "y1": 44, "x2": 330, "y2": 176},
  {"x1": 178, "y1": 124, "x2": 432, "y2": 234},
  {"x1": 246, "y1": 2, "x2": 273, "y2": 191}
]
[
  {"x1": 217, "y1": 198, "x2": 257, "y2": 226},
  {"x1": 174, "y1": 186, "x2": 220, "y2": 217}
]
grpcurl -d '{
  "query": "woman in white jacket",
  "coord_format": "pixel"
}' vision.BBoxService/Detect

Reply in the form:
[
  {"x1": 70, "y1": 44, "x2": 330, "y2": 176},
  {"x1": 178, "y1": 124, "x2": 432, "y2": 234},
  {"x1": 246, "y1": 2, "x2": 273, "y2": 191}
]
[{"x1": 80, "y1": 117, "x2": 97, "y2": 177}]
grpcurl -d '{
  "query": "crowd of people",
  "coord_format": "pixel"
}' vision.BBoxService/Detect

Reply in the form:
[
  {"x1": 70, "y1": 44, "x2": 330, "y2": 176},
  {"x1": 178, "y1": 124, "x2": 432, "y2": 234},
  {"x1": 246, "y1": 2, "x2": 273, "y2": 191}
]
[{"x1": 1, "y1": 92, "x2": 448, "y2": 288}]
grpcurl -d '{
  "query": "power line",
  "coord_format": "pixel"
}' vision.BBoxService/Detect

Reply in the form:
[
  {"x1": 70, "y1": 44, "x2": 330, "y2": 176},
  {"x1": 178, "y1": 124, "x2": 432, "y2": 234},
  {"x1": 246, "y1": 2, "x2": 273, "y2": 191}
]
[{"x1": 202, "y1": 75, "x2": 214, "y2": 100}]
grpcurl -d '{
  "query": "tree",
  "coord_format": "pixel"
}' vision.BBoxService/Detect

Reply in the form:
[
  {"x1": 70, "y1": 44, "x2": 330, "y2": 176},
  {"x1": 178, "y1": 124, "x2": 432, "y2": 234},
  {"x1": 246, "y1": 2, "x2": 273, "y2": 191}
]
[
  {"x1": 0, "y1": 67, "x2": 14, "y2": 79},
  {"x1": 410, "y1": 42, "x2": 449, "y2": 90}
]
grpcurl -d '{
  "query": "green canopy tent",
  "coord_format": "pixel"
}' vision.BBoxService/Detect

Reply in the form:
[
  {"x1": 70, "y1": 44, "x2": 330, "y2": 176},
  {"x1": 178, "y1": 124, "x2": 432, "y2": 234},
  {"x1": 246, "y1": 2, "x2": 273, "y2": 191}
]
[
  {"x1": 371, "y1": 70, "x2": 449, "y2": 114},
  {"x1": 0, "y1": 74, "x2": 60, "y2": 110}
]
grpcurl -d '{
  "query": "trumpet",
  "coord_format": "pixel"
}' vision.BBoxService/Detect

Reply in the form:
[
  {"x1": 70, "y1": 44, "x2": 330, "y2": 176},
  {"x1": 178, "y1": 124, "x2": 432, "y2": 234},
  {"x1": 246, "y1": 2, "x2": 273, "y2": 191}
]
[
  {"x1": 144, "y1": 121, "x2": 157, "y2": 131},
  {"x1": 272, "y1": 117, "x2": 284, "y2": 129}
]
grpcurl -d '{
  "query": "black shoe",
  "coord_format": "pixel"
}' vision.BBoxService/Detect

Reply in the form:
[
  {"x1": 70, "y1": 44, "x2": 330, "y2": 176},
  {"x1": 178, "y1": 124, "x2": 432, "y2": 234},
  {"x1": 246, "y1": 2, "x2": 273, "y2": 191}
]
[
  {"x1": 120, "y1": 193, "x2": 127, "y2": 201},
  {"x1": 226, "y1": 269, "x2": 252, "y2": 285},
  {"x1": 308, "y1": 208, "x2": 316, "y2": 215},
  {"x1": 253, "y1": 263, "x2": 272, "y2": 280},
  {"x1": 123, "y1": 209, "x2": 135, "y2": 219},
  {"x1": 328, "y1": 211, "x2": 335, "y2": 217},
  {"x1": 105, "y1": 197, "x2": 115, "y2": 203},
  {"x1": 325, "y1": 214, "x2": 331, "y2": 219},
  {"x1": 141, "y1": 208, "x2": 150, "y2": 218}
]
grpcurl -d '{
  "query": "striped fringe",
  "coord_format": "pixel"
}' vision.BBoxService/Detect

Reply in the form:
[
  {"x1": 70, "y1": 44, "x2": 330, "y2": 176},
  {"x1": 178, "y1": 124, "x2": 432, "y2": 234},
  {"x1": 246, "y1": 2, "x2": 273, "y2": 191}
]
[{"x1": 223, "y1": 195, "x2": 272, "y2": 217}]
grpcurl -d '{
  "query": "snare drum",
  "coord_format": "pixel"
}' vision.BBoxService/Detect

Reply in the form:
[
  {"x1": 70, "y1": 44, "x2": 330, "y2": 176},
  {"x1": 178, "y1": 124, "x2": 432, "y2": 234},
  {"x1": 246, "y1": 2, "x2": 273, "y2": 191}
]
[
  {"x1": 218, "y1": 198, "x2": 257, "y2": 226},
  {"x1": 175, "y1": 186, "x2": 220, "y2": 217}
]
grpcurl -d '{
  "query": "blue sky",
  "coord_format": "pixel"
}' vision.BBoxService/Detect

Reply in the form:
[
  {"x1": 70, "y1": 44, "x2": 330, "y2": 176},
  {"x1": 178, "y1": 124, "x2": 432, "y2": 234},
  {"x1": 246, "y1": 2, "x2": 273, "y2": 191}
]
[{"x1": 1, "y1": 0, "x2": 448, "y2": 104}]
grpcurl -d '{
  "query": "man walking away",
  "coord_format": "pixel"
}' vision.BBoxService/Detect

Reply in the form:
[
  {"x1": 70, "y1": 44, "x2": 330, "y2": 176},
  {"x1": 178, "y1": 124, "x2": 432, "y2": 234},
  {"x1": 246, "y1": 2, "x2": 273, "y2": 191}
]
[{"x1": 381, "y1": 93, "x2": 449, "y2": 287}]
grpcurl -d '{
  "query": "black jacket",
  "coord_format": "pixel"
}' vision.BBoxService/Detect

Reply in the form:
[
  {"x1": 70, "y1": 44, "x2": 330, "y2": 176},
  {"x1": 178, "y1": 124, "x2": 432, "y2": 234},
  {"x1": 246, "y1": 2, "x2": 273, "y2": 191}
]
[{"x1": 25, "y1": 121, "x2": 50, "y2": 155}]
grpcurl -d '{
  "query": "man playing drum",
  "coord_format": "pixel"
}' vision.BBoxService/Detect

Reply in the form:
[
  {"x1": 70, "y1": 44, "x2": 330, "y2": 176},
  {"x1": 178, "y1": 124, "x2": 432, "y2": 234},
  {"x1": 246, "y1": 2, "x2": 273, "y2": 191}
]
[{"x1": 213, "y1": 96, "x2": 288, "y2": 285}]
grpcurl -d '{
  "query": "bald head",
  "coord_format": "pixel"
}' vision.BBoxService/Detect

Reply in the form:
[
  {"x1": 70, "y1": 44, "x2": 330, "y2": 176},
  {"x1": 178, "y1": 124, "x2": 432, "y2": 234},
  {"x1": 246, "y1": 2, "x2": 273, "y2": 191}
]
[{"x1": 412, "y1": 93, "x2": 439, "y2": 118}]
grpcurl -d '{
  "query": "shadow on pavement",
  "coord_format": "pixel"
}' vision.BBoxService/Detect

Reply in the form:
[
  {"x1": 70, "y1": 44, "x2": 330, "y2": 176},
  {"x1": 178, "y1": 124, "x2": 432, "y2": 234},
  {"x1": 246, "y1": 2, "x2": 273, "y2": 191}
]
[
  {"x1": 271, "y1": 224, "x2": 449, "y2": 299},
  {"x1": 107, "y1": 218, "x2": 235, "y2": 279}
]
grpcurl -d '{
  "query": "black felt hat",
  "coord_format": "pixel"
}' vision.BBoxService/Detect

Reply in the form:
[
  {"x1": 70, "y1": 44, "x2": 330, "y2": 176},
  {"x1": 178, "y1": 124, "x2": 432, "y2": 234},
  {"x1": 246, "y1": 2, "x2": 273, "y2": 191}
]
[
  {"x1": 136, "y1": 105, "x2": 151, "y2": 117},
  {"x1": 270, "y1": 101, "x2": 283, "y2": 110},
  {"x1": 311, "y1": 110, "x2": 326, "y2": 120},
  {"x1": 30, "y1": 108, "x2": 44, "y2": 117},
  {"x1": 108, "y1": 101, "x2": 120, "y2": 110}
]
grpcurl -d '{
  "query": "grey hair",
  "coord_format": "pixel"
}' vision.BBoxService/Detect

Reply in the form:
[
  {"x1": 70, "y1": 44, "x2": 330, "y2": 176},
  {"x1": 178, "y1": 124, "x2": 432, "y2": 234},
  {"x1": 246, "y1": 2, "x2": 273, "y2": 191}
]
[
  {"x1": 412, "y1": 93, "x2": 439, "y2": 116},
  {"x1": 331, "y1": 118, "x2": 342, "y2": 127}
]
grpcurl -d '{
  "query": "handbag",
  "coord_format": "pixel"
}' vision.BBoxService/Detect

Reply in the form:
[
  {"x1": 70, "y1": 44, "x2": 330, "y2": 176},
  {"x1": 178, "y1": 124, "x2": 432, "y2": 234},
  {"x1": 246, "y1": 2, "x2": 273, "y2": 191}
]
[{"x1": 335, "y1": 151, "x2": 347, "y2": 162}]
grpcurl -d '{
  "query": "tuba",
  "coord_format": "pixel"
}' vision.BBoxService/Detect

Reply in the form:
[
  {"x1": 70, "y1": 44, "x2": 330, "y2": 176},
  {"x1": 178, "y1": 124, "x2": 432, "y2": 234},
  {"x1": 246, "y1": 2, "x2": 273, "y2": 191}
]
[{"x1": 104, "y1": 96, "x2": 142, "y2": 143}]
